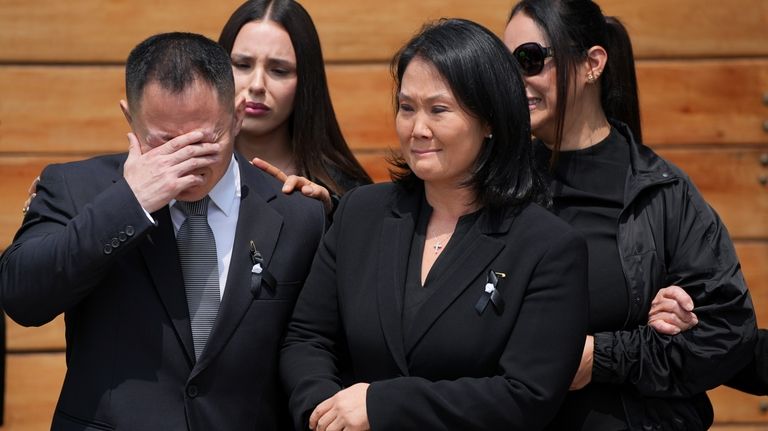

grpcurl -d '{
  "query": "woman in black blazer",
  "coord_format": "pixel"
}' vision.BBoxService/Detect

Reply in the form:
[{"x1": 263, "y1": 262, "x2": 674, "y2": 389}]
[{"x1": 280, "y1": 19, "x2": 590, "y2": 431}]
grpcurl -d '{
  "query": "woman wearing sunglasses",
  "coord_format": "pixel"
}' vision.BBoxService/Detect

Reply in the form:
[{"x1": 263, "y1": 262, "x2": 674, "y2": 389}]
[{"x1": 503, "y1": 1, "x2": 757, "y2": 429}]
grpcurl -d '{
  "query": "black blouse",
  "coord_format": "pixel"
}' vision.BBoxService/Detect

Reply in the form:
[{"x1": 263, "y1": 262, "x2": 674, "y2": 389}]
[
  {"x1": 543, "y1": 127, "x2": 633, "y2": 430},
  {"x1": 550, "y1": 127, "x2": 630, "y2": 332},
  {"x1": 401, "y1": 196, "x2": 481, "y2": 342}
]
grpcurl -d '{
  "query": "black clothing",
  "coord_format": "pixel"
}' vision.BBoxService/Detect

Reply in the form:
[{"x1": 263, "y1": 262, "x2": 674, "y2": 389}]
[
  {"x1": 0, "y1": 310, "x2": 4, "y2": 425},
  {"x1": 546, "y1": 128, "x2": 632, "y2": 428},
  {"x1": 727, "y1": 328, "x2": 768, "y2": 395},
  {"x1": 313, "y1": 166, "x2": 371, "y2": 219},
  {"x1": 282, "y1": 183, "x2": 590, "y2": 430},
  {"x1": 0, "y1": 154, "x2": 325, "y2": 430},
  {"x1": 543, "y1": 121, "x2": 757, "y2": 431},
  {"x1": 402, "y1": 198, "x2": 480, "y2": 336},
  {"x1": 550, "y1": 127, "x2": 630, "y2": 332}
]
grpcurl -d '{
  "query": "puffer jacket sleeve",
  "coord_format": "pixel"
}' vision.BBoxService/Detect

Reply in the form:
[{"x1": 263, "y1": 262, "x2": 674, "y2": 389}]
[
  {"x1": 725, "y1": 329, "x2": 768, "y2": 395},
  {"x1": 591, "y1": 177, "x2": 757, "y2": 397}
]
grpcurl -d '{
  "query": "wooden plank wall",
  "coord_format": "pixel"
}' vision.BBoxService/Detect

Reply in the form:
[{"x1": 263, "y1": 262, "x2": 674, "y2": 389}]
[{"x1": 0, "y1": 0, "x2": 766, "y2": 428}]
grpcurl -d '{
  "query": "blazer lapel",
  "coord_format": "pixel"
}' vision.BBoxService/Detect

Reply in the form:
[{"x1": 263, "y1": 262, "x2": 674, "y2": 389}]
[
  {"x1": 139, "y1": 207, "x2": 196, "y2": 364},
  {"x1": 192, "y1": 157, "x2": 283, "y2": 375},
  {"x1": 376, "y1": 189, "x2": 421, "y2": 376},
  {"x1": 404, "y1": 211, "x2": 510, "y2": 354}
]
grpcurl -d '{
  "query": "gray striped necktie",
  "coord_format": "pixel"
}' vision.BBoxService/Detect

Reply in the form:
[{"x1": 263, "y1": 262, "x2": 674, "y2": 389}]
[{"x1": 176, "y1": 196, "x2": 220, "y2": 360}]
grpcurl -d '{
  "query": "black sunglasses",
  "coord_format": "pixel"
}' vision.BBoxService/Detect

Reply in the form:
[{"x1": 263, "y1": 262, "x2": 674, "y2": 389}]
[{"x1": 511, "y1": 42, "x2": 554, "y2": 76}]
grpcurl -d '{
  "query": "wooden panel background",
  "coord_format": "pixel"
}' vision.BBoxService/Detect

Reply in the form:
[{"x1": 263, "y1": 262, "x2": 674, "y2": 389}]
[{"x1": 0, "y1": 0, "x2": 766, "y2": 429}]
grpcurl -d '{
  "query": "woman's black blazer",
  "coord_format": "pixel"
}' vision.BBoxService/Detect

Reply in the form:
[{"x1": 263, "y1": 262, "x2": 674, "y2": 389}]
[{"x1": 281, "y1": 183, "x2": 590, "y2": 430}]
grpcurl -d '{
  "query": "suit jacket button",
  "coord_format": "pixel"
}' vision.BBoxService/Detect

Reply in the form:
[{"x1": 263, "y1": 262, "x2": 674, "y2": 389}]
[
  {"x1": 125, "y1": 225, "x2": 135, "y2": 237},
  {"x1": 103, "y1": 244, "x2": 113, "y2": 255},
  {"x1": 111, "y1": 238, "x2": 120, "y2": 248},
  {"x1": 118, "y1": 231, "x2": 127, "y2": 242},
  {"x1": 187, "y1": 384, "x2": 199, "y2": 398}
]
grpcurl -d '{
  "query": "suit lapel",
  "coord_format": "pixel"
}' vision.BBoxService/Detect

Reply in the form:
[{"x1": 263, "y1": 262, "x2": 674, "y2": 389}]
[
  {"x1": 139, "y1": 207, "x2": 196, "y2": 364},
  {"x1": 192, "y1": 157, "x2": 283, "y2": 375},
  {"x1": 376, "y1": 189, "x2": 421, "y2": 375},
  {"x1": 404, "y1": 212, "x2": 509, "y2": 354}
]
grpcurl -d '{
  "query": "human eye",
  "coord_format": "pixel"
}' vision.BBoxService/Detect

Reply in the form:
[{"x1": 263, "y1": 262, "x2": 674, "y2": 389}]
[
  {"x1": 271, "y1": 67, "x2": 290, "y2": 76},
  {"x1": 268, "y1": 60, "x2": 295, "y2": 77},
  {"x1": 431, "y1": 105, "x2": 449, "y2": 114},
  {"x1": 398, "y1": 102, "x2": 414, "y2": 112},
  {"x1": 231, "y1": 58, "x2": 251, "y2": 70}
]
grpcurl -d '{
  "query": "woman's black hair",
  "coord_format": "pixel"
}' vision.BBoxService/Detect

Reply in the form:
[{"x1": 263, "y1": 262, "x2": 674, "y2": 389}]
[
  {"x1": 219, "y1": 0, "x2": 371, "y2": 194},
  {"x1": 390, "y1": 18, "x2": 549, "y2": 211},
  {"x1": 509, "y1": 0, "x2": 642, "y2": 165}
]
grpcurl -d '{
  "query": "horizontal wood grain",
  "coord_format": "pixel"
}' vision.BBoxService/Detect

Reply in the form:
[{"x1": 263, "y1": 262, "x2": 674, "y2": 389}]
[
  {"x1": 1, "y1": 353, "x2": 65, "y2": 430},
  {"x1": 710, "y1": 426, "x2": 768, "y2": 431},
  {"x1": 735, "y1": 242, "x2": 768, "y2": 327},
  {"x1": 597, "y1": 0, "x2": 768, "y2": 59},
  {"x1": 0, "y1": 156, "x2": 82, "y2": 248},
  {"x1": 6, "y1": 315, "x2": 66, "y2": 352},
  {"x1": 355, "y1": 151, "x2": 393, "y2": 184},
  {"x1": 325, "y1": 65, "x2": 397, "y2": 152},
  {"x1": 0, "y1": 0, "x2": 245, "y2": 63},
  {"x1": 1, "y1": 0, "x2": 765, "y2": 63},
  {"x1": 638, "y1": 60, "x2": 768, "y2": 146},
  {"x1": 1, "y1": 60, "x2": 766, "y2": 156},
  {"x1": 655, "y1": 148, "x2": 768, "y2": 239},
  {"x1": 709, "y1": 386, "x2": 768, "y2": 424},
  {"x1": 0, "y1": 66, "x2": 127, "y2": 153}
]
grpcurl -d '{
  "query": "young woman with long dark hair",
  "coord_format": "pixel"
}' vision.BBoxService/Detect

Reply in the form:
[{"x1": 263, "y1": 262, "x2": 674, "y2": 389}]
[{"x1": 504, "y1": 1, "x2": 757, "y2": 429}]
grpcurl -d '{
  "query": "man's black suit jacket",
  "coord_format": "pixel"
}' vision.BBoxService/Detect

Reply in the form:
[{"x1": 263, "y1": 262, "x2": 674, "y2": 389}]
[
  {"x1": 281, "y1": 183, "x2": 590, "y2": 430},
  {"x1": 0, "y1": 153, "x2": 325, "y2": 430}
]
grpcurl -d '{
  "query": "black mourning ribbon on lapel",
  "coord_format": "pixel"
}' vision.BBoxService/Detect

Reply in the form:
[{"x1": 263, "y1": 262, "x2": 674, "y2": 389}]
[
  {"x1": 249, "y1": 240, "x2": 277, "y2": 299},
  {"x1": 475, "y1": 270, "x2": 505, "y2": 315}
]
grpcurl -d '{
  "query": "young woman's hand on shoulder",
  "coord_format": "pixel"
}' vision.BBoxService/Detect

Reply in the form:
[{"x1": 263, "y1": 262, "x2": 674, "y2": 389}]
[{"x1": 251, "y1": 157, "x2": 333, "y2": 214}]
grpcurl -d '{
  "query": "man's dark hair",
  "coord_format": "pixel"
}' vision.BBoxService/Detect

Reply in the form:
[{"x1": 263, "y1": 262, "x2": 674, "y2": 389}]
[{"x1": 125, "y1": 32, "x2": 235, "y2": 112}]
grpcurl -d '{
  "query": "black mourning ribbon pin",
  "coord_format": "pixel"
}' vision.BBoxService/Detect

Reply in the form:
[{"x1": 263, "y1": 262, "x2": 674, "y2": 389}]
[
  {"x1": 250, "y1": 240, "x2": 277, "y2": 298},
  {"x1": 474, "y1": 270, "x2": 505, "y2": 315}
]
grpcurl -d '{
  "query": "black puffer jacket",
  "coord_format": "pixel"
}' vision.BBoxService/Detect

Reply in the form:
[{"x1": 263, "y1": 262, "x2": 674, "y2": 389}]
[
  {"x1": 726, "y1": 328, "x2": 768, "y2": 395},
  {"x1": 567, "y1": 122, "x2": 758, "y2": 430}
]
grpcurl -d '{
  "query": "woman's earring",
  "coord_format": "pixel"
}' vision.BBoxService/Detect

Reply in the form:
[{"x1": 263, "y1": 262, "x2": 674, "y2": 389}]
[
  {"x1": 485, "y1": 133, "x2": 493, "y2": 141},
  {"x1": 586, "y1": 71, "x2": 596, "y2": 84}
]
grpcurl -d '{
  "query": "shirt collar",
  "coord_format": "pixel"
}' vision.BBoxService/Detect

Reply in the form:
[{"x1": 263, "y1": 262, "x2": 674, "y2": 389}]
[{"x1": 208, "y1": 155, "x2": 240, "y2": 216}]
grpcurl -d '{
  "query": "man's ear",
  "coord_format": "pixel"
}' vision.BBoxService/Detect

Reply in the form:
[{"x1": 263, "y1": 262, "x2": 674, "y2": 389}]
[
  {"x1": 119, "y1": 99, "x2": 133, "y2": 126},
  {"x1": 232, "y1": 96, "x2": 246, "y2": 136}
]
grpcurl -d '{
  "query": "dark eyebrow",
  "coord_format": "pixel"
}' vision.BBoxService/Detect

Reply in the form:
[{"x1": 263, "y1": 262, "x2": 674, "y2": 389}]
[
  {"x1": 266, "y1": 58, "x2": 295, "y2": 68},
  {"x1": 231, "y1": 53, "x2": 295, "y2": 68},
  {"x1": 397, "y1": 91, "x2": 452, "y2": 103},
  {"x1": 230, "y1": 53, "x2": 252, "y2": 62}
]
